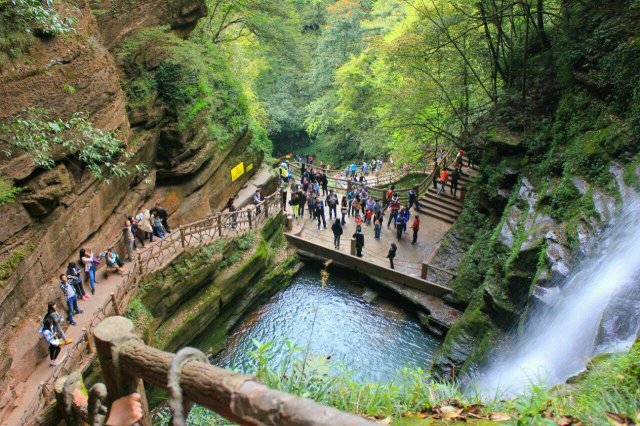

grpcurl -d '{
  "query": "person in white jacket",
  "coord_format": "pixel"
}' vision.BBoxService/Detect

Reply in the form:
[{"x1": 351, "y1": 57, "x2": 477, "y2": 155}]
[{"x1": 41, "y1": 318, "x2": 62, "y2": 366}]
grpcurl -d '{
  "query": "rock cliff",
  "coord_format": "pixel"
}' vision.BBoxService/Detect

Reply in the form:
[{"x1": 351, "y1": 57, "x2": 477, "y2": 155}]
[{"x1": 0, "y1": 0, "x2": 265, "y2": 419}]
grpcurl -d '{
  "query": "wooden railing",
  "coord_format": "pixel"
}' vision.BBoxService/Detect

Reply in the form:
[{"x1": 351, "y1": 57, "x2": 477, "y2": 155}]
[
  {"x1": 136, "y1": 192, "x2": 281, "y2": 274},
  {"x1": 55, "y1": 316, "x2": 374, "y2": 425},
  {"x1": 287, "y1": 148, "x2": 458, "y2": 205},
  {"x1": 18, "y1": 191, "x2": 283, "y2": 425}
]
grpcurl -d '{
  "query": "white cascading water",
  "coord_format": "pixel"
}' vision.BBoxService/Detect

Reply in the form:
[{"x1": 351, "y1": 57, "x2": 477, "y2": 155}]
[{"x1": 476, "y1": 198, "x2": 640, "y2": 396}]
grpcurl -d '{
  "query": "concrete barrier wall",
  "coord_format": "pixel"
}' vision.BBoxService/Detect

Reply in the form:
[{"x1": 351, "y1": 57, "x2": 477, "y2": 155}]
[{"x1": 285, "y1": 234, "x2": 452, "y2": 298}]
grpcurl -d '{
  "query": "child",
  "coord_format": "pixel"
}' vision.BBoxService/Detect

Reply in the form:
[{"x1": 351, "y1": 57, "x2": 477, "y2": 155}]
[
  {"x1": 364, "y1": 209, "x2": 373, "y2": 225},
  {"x1": 374, "y1": 219, "x2": 381, "y2": 240}
]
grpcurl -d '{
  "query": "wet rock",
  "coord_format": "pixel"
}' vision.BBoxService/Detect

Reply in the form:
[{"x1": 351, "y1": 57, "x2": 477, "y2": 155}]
[
  {"x1": 520, "y1": 214, "x2": 556, "y2": 252},
  {"x1": 609, "y1": 162, "x2": 638, "y2": 204},
  {"x1": 498, "y1": 205, "x2": 522, "y2": 248},
  {"x1": 518, "y1": 177, "x2": 538, "y2": 210},
  {"x1": 571, "y1": 177, "x2": 589, "y2": 195},
  {"x1": 535, "y1": 267, "x2": 550, "y2": 286},
  {"x1": 592, "y1": 189, "x2": 616, "y2": 223},
  {"x1": 19, "y1": 164, "x2": 73, "y2": 217},
  {"x1": 532, "y1": 285, "x2": 561, "y2": 305},
  {"x1": 595, "y1": 290, "x2": 640, "y2": 352},
  {"x1": 362, "y1": 288, "x2": 378, "y2": 303},
  {"x1": 546, "y1": 243, "x2": 570, "y2": 277},
  {"x1": 576, "y1": 220, "x2": 594, "y2": 255}
]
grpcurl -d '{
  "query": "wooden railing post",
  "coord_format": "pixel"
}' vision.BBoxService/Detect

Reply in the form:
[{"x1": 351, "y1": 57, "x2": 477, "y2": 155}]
[
  {"x1": 84, "y1": 327, "x2": 94, "y2": 354},
  {"x1": 137, "y1": 251, "x2": 143, "y2": 275},
  {"x1": 179, "y1": 225, "x2": 186, "y2": 248},
  {"x1": 421, "y1": 263, "x2": 429, "y2": 280},
  {"x1": 217, "y1": 214, "x2": 223, "y2": 236},
  {"x1": 93, "y1": 317, "x2": 151, "y2": 426},
  {"x1": 350, "y1": 238, "x2": 356, "y2": 256},
  {"x1": 248, "y1": 209, "x2": 253, "y2": 229},
  {"x1": 109, "y1": 293, "x2": 121, "y2": 316}
]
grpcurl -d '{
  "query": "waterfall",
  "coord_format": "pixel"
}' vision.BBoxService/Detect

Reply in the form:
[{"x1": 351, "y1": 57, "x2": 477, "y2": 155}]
[{"x1": 476, "y1": 199, "x2": 640, "y2": 396}]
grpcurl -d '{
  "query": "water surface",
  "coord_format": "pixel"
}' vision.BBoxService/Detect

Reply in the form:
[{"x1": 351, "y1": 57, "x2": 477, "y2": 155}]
[{"x1": 214, "y1": 266, "x2": 440, "y2": 382}]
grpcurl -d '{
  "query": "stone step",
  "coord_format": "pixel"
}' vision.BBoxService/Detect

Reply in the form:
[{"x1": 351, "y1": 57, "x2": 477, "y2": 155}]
[
  {"x1": 417, "y1": 197, "x2": 461, "y2": 215},
  {"x1": 424, "y1": 188, "x2": 464, "y2": 206},
  {"x1": 416, "y1": 206, "x2": 457, "y2": 224},
  {"x1": 416, "y1": 202, "x2": 460, "y2": 221}
]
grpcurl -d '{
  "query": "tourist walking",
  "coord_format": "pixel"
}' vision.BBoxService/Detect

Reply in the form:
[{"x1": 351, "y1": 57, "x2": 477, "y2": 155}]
[
  {"x1": 319, "y1": 171, "x2": 328, "y2": 196},
  {"x1": 225, "y1": 197, "x2": 238, "y2": 229},
  {"x1": 327, "y1": 190, "x2": 339, "y2": 220},
  {"x1": 314, "y1": 196, "x2": 326, "y2": 230},
  {"x1": 395, "y1": 215, "x2": 404, "y2": 240},
  {"x1": 137, "y1": 209, "x2": 154, "y2": 242},
  {"x1": 40, "y1": 318, "x2": 62, "y2": 366},
  {"x1": 437, "y1": 168, "x2": 449, "y2": 195},
  {"x1": 280, "y1": 180, "x2": 288, "y2": 211},
  {"x1": 59, "y1": 274, "x2": 82, "y2": 325},
  {"x1": 451, "y1": 168, "x2": 460, "y2": 198},
  {"x1": 411, "y1": 215, "x2": 420, "y2": 244},
  {"x1": 253, "y1": 190, "x2": 262, "y2": 214},
  {"x1": 123, "y1": 220, "x2": 136, "y2": 261},
  {"x1": 387, "y1": 243, "x2": 397, "y2": 269},
  {"x1": 43, "y1": 302, "x2": 72, "y2": 344},
  {"x1": 387, "y1": 195, "x2": 400, "y2": 228},
  {"x1": 408, "y1": 189, "x2": 417, "y2": 210},
  {"x1": 352, "y1": 225, "x2": 365, "y2": 257},
  {"x1": 331, "y1": 219, "x2": 343, "y2": 249},
  {"x1": 150, "y1": 203, "x2": 171, "y2": 233},
  {"x1": 432, "y1": 160, "x2": 440, "y2": 190},
  {"x1": 66, "y1": 262, "x2": 87, "y2": 300},
  {"x1": 340, "y1": 196, "x2": 348, "y2": 225},
  {"x1": 80, "y1": 248, "x2": 97, "y2": 294},
  {"x1": 374, "y1": 219, "x2": 381, "y2": 239},
  {"x1": 153, "y1": 215, "x2": 166, "y2": 238}
]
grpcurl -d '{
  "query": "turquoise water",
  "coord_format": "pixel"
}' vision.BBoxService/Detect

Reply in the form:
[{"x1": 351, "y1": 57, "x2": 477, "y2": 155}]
[{"x1": 213, "y1": 266, "x2": 441, "y2": 382}]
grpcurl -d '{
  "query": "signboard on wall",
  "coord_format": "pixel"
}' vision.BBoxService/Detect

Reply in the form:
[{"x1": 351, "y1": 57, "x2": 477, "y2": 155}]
[
  {"x1": 246, "y1": 163, "x2": 254, "y2": 172},
  {"x1": 231, "y1": 162, "x2": 245, "y2": 182}
]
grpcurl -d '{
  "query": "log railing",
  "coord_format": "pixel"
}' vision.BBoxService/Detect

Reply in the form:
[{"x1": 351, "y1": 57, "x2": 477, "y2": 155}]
[
  {"x1": 136, "y1": 192, "x2": 281, "y2": 274},
  {"x1": 19, "y1": 191, "x2": 283, "y2": 425},
  {"x1": 287, "y1": 147, "x2": 458, "y2": 205},
  {"x1": 55, "y1": 316, "x2": 374, "y2": 426}
]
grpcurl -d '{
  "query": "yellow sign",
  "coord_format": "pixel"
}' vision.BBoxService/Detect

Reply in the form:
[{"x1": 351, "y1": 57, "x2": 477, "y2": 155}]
[
  {"x1": 246, "y1": 163, "x2": 254, "y2": 172},
  {"x1": 231, "y1": 162, "x2": 245, "y2": 182}
]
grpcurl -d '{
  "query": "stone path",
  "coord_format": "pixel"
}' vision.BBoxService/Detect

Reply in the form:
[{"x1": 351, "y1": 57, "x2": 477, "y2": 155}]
[{"x1": 2, "y1": 167, "x2": 278, "y2": 426}]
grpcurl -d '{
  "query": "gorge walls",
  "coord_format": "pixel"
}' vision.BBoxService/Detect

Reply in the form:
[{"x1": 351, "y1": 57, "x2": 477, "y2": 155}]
[{"x1": 0, "y1": 0, "x2": 265, "y2": 418}]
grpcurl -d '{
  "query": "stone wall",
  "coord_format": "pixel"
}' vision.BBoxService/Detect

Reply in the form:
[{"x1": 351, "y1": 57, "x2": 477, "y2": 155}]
[{"x1": 0, "y1": 0, "x2": 262, "y2": 418}]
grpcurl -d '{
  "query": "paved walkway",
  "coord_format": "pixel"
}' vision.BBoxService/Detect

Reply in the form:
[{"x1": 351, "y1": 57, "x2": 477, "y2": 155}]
[
  {"x1": 287, "y1": 198, "x2": 451, "y2": 277},
  {"x1": 2, "y1": 167, "x2": 277, "y2": 426}
]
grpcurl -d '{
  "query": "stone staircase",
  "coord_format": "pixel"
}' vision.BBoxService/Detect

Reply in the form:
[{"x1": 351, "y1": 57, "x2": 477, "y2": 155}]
[{"x1": 416, "y1": 159, "x2": 478, "y2": 224}]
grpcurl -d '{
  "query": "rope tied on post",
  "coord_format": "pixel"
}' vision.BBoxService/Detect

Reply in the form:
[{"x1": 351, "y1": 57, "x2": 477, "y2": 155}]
[{"x1": 167, "y1": 347, "x2": 209, "y2": 426}]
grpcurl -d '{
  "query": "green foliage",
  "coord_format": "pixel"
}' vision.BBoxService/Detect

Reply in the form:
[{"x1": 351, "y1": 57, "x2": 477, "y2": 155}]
[
  {"x1": 0, "y1": 0, "x2": 74, "y2": 64},
  {"x1": 553, "y1": 341, "x2": 640, "y2": 425},
  {"x1": 0, "y1": 179, "x2": 21, "y2": 205},
  {"x1": 0, "y1": 243, "x2": 34, "y2": 287},
  {"x1": 1, "y1": 108, "x2": 143, "y2": 182}
]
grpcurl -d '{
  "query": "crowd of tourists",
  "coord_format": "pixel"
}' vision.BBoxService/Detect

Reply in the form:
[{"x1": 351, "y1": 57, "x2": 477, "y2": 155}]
[
  {"x1": 279, "y1": 157, "x2": 426, "y2": 270},
  {"x1": 40, "y1": 204, "x2": 171, "y2": 366}
]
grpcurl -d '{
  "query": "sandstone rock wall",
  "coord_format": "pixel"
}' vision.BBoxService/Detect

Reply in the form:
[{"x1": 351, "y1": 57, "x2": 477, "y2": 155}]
[{"x1": 0, "y1": 0, "x2": 263, "y2": 419}]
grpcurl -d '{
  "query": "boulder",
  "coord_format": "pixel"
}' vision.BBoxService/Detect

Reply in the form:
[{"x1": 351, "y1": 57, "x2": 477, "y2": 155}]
[
  {"x1": 498, "y1": 205, "x2": 521, "y2": 248},
  {"x1": 592, "y1": 189, "x2": 616, "y2": 223},
  {"x1": 520, "y1": 213, "x2": 556, "y2": 252},
  {"x1": 609, "y1": 162, "x2": 638, "y2": 205},
  {"x1": 19, "y1": 164, "x2": 73, "y2": 217},
  {"x1": 546, "y1": 242, "x2": 570, "y2": 277},
  {"x1": 571, "y1": 177, "x2": 589, "y2": 195}
]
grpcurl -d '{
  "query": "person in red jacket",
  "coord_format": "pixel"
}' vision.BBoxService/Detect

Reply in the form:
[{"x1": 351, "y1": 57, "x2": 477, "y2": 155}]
[
  {"x1": 437, "y1": 168, "x2": 449, "y2": 195},
  {"x1": 411, "y1": 215, "x2": 420, "y2": 244}
]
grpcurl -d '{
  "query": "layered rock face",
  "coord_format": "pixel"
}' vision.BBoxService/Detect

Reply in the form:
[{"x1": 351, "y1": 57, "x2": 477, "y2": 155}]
[{"x1": 0, "y1": 0, "x2": 263, "y2": 419}]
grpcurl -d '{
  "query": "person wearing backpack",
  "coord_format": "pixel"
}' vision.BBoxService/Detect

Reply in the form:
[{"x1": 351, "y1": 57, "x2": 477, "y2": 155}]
[
  {"x1": 326, "y1": 190, "x2": 338, "y2": 220},
  {"x1": 314, "y1": 196, "x2": 326, "y2": 230},
  {"x1": 331, "y1": 219, "x2": 343, "y2": 249},
  {"x1": 40, "y1": 317, "x2": 62, "y2": 366},
  {"x1": 408, "y1": 189, "x2": 417, "y2": 210},
  {"x1": 80, "y1": 248, "x2": 97, "y2": 295},
  {"x1": 352, "y1": 225, "x2": 365, "y2": 257}
]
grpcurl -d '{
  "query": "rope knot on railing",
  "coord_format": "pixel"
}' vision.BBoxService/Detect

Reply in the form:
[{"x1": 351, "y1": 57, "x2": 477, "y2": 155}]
[{"x1": 167, "y1": 347, "x2": 209, "y2": 426}]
